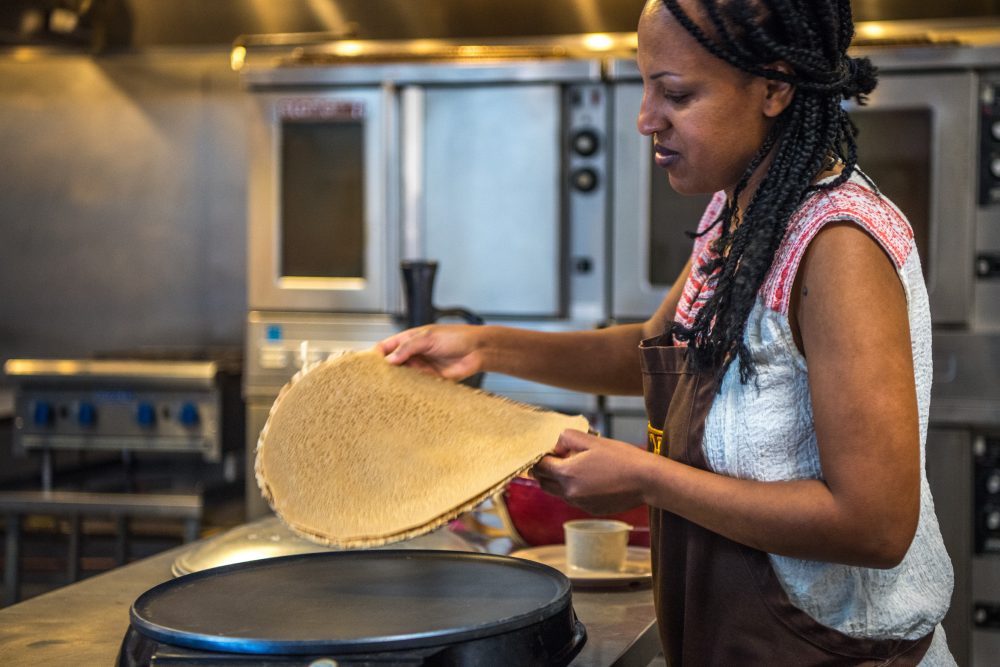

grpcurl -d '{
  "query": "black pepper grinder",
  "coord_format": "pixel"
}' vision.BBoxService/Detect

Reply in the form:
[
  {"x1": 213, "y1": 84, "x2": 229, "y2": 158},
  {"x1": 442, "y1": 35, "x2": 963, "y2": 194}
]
[{"x1": 400, "y1": 259, "x2": 485, "y2": 387}]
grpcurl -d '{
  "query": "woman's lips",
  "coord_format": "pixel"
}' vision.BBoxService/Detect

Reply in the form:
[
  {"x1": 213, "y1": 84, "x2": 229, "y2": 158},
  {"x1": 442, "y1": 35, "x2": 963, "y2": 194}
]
[{"x1": 654, "y1": 143, "x2": 680, "y2": 169}]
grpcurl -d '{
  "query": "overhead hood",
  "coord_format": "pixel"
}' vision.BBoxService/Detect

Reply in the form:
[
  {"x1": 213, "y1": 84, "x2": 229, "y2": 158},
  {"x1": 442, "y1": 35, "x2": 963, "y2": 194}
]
[{"x1": 3, "y1": 0, "x2": 1000, "y2": 52}]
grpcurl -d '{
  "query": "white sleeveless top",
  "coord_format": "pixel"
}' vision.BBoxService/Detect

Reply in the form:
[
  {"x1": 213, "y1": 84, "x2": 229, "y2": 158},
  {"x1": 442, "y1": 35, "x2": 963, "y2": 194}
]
[{"x1": 673, "y1": 172, "x2": 955, "y2": 664}]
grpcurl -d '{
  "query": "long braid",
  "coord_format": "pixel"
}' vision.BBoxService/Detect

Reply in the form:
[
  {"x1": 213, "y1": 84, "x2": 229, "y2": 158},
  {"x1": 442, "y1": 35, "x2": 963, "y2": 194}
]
[{"x1": 660, "y1": 0, "x2": 878, "y2": 382}]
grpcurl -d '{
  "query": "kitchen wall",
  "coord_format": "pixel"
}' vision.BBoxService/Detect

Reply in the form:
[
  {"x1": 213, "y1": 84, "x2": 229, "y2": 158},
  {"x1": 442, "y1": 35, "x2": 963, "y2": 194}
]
[{"x1": 0, "y1": 49, "x2": 248, "y2": 369}]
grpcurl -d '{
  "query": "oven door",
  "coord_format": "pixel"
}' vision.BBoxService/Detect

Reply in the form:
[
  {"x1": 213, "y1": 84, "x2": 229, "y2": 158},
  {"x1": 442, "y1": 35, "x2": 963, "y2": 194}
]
[
  {"x1": 248, "y1": 88, "x2": 397, "y2": 312},
  {"x1": 846, "y1": 70, "x2": 978, "y2": 326},
  {"x1": 401, "y1": 82, "x2": 607, "y2": 322},
  {"x1": 611, "y1": 81, "x2": 713, "y2": 321}
]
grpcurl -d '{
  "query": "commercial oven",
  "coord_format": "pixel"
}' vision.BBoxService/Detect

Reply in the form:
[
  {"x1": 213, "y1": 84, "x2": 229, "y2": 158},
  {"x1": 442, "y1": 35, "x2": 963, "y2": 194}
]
[
  {"x1": 244, "y1": 43, "x2": 615, "y2": 327},
  {"x1": 237, "y1": 35, "x2": 637, "y2": 517}
]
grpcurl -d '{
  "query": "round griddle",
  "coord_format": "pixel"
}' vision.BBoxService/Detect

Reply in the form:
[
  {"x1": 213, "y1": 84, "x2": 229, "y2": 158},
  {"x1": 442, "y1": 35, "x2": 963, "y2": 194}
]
[{"x1": 126, "y1": 550, "x2": 585, "y2": 663}]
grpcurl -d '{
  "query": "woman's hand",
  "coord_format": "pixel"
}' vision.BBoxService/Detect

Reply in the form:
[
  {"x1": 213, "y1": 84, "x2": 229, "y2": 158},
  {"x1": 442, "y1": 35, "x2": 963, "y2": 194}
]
[
  {"x1": 376, "y1": 324, "x2": 487, "y2": 381},
  {"x1": 532, "y1": 430, "x2": 651, "y2": 515}
]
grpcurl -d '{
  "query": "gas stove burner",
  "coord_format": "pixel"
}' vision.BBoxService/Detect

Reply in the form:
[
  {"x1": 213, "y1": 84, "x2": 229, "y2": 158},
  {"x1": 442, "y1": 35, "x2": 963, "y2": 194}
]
[{"x1": 117, "y1": 550, "x2": 586, "y2": 666}]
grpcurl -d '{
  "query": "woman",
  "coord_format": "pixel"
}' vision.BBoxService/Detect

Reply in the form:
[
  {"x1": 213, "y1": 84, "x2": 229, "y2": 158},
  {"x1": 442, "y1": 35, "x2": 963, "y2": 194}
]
[{"x1": 379, "y1": 0, "x2": 955, "y2": 663}]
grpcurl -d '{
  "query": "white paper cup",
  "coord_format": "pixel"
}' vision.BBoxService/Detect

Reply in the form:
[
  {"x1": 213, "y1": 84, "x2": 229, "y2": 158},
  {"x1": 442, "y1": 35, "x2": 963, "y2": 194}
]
[{"x1": 563, "y1": 519, "x2": 631, "y2": 572}]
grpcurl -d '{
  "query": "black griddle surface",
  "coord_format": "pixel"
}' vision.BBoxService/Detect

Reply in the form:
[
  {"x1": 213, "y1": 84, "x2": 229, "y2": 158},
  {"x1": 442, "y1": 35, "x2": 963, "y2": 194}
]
[{"x1": 130, "y1": 550, "x2": 572, "y2": 655}]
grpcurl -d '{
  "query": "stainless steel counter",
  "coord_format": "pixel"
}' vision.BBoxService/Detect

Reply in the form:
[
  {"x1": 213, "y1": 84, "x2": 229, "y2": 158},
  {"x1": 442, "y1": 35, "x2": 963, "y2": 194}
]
[{"x1": 0, "y1": 534, "x2": 659, "y2": 666}]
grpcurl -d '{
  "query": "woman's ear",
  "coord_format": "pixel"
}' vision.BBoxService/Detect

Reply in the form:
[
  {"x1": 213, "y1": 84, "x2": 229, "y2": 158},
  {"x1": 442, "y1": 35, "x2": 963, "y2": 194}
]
[{"x1": 762, "y1": 62, "x2": 795, "y2": 118}]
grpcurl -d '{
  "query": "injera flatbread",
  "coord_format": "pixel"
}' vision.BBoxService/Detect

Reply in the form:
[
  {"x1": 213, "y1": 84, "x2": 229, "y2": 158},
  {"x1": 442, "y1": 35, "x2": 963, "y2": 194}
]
[{"x1": 255, "y1": 350, "x2": 590, "y2": 548}]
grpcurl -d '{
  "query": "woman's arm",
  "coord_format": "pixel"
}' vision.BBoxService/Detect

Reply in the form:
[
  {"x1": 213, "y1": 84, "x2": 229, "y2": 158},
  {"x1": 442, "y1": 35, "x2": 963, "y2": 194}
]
[
  {"x1": 380, "y1": 259, "x2": 693, "y2": 396},
  {"x1": 534, "y1": 223, "x2": 921, "y2": 569}
]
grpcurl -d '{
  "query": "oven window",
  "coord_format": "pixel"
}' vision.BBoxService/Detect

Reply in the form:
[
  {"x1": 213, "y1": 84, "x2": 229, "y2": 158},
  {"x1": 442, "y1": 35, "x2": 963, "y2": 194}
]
[
  {"x1": 280, "y1": 121, "x2": 365, "y2": 279},
  {"x1": 850, "y1": 109, "x2": 931, "y2": 277},
  {"x1": 648, "y1": 152, "x2": 714, "y2": 287}
]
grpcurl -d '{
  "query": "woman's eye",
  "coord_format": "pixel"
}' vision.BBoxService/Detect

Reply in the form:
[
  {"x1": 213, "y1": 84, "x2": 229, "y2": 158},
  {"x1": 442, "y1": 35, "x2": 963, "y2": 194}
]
[{"x1": 665, "y1": 93, "x2": 690, "y2": 104}]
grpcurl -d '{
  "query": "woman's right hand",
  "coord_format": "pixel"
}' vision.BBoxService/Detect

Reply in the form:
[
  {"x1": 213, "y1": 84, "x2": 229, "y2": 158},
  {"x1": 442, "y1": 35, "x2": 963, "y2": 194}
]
[{"x1": 376, "y1": 324, "x2": 488, "y2": 381}]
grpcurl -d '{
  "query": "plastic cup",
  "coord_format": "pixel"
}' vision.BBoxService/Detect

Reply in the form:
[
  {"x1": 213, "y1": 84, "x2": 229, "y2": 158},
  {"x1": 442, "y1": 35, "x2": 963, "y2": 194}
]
[{"x1": 563, "y1": 519, "x2": 631, "y2": 572}]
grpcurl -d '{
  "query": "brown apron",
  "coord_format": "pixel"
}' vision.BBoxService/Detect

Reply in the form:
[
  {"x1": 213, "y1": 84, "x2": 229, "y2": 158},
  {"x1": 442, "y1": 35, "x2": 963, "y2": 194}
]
[{"x1": 640, "y1": 333, "x2": 934, "y2": 666}]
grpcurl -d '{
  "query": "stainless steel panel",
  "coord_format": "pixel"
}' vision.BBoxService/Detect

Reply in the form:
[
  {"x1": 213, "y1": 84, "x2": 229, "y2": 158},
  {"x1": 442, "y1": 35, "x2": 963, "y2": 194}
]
[
  {"x1": 608, "y1": 414, "x2": 649, "y2": 447},
  {"x1": 852, "y1": 0, "x2": 1000, "y2": 22},
  {"x1": 247, "y1": 87, "x2": 398, "y2": 313},
  {"x1": 975, "y1": 281, "x2": 1000, "y2": 330},
  {"x1": 612, "y1": 81, "x2": 665, "y2": 319},
  {"x1": 241, "y1": 59, "x2": 604, "y2": 88},
  {"x1": 0, "y1": 52, "x2": 247, "y2": 363},
  {"x1": 4, "y1": 360, "x2": 217, "y2": 387},
  {"x1": 401, "y1": 86, "x2": 425, "y2": 261},
  {"x1": 607, "y1": 24, "x2": 1000, "y2": 78},
  {"x1": 976, "y1": 73, "x2": 1000, "y2": 332},
  {"x1": 605, "y1": 393, "x2": 646, "y2": 413},
  {"x1": 244, "y1": 312, "x2": 399, "y2": 399},
  {"x1": 565, "y1": 84, "x2": 611, "y2": 322},
  {"x1": 611, "y1": 82, "x2": 704, "y2": 320},
  {"x1": 244, "y1": 311, "x2": 601, "y2": 409},
  {"x1": 479, "y1": 373, "x2": 599, "y2": 414},
  {"x1": 973, "y1": 628, "x2": 1000, "y2": 667},
  {"x1": 245, "y1": 401, "x2": 272, "y2": 520},
  {"x1": 12, "y1": 388, "x2": 222, "y2": 460},
  {"x1": 931, "y1": 333, "x2": 1000, "y2": 427},
  {"x1": 422, "y1": 85, "x2": 563, "y2": 317},
  {"x1": 49, "y1": 0, "x2": 648, "y2": 48},
  {"x1": 927, "y1": 428, "x2": 974, "y2": 667},
  {"x1": 973, "y1": 538, "x2": 1000, "y2": 666}
]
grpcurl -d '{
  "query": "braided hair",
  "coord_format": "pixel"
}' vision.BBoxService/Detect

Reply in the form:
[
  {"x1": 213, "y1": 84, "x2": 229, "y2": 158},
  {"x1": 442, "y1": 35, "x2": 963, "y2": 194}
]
[{"x1": 660, "y1": 0, "x2": 878, "y2": 382}]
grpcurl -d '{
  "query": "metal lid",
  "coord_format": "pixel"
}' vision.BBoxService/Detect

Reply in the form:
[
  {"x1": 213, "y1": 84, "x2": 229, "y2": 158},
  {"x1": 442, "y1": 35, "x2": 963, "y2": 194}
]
[
  {"x1": 171, "y1": 516, "x2": 478, "y2": 576},
  {"x1": 132, "y1": 550, "x2": 573, "y2": 655}
]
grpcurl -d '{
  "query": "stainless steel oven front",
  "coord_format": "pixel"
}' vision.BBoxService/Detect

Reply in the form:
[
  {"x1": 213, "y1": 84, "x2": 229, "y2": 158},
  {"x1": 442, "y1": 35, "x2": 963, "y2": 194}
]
[{"x1": 243, "y1": 53, "x2": 610, "y2": 325}]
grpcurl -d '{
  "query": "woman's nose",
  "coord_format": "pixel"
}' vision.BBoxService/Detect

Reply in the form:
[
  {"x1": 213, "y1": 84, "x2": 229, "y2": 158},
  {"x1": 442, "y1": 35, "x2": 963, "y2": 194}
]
[{"x1": 636, "y1": 92, "x2": 663, "y2": 137}]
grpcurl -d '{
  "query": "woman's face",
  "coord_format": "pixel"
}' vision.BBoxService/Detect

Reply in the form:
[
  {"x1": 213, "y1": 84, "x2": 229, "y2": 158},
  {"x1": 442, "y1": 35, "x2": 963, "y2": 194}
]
[{"x1": 636, "y1": 0, "x2": 784, "y2": 197}]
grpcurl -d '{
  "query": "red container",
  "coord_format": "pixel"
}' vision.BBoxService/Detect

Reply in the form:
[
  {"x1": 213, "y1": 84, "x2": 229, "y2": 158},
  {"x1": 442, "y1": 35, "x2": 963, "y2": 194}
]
[{"x1": 501, "y1": 477, "x2": 650, "y2": 547}]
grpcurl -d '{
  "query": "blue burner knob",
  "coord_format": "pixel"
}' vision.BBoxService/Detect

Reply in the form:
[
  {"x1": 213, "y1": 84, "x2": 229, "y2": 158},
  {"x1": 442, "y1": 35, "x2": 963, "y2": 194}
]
[
  {"x1": 137, "y1": 402, "x2": 156, "y2": 428},
  {"x1": 78, "y1": 402, "x2": 97, "y2": 427},
  {"x1": 178, "y1": 403, "x2": 200, "y2": 427},
  {"x1": 33, "y1": 401, "x2": 54, "y2": 426}
]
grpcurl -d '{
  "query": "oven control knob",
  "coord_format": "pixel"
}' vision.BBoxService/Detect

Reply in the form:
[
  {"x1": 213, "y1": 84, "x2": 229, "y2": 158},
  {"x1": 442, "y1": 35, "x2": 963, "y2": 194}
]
[
  {"x1": 991, "y1": 156, "x2": 1000, "y2": 179},
  {"x1": 571, "y1": 129, "x2": 600, "y2": 157},
  {"x1": 571, "y1": 168, "x2": 599, "y2": 192},
  {"x1": 137, "y1": 402, "x2": 157, "y2": 428},
  {"x1": 992, "y1": 120, "x2": 1000, "y2": 142},
  {"x1": 32, "y1": 401, "x2": 54, "y2": 427},
  {"x1": 179, "y1": 403, "x2": 200, "y2": 427},
  {"x1": 77, "y1": 402, "x2": 97, "y2": 427},
  {"x1": 988, "y1": 472, "x2": 1000, "y2": 495},
  {"x1": 988, "y1": 510, "x2": 1000, "y2": 532}
]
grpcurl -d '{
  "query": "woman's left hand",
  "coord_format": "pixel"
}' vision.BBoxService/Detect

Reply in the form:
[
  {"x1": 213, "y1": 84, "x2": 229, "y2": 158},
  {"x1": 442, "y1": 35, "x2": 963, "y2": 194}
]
[{"x1": 532, "y1": 430, "x2": 651, "y2": 515}]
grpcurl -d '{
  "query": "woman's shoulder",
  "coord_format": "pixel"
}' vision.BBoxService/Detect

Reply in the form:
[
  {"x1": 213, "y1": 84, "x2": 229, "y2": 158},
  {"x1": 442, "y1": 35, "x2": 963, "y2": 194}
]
[
  {"x1": 760, "y1": 173, "x2": 916, "y2": 314},
  {"x1": 793, "y1": 174, "x2": 915, "y2": 270}
]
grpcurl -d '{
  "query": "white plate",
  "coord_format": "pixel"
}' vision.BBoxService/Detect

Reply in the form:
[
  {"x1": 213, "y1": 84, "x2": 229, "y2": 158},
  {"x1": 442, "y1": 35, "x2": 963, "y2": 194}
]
[{"x1": 510, "y1": 545, "x2": 652, "y2": 588}]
